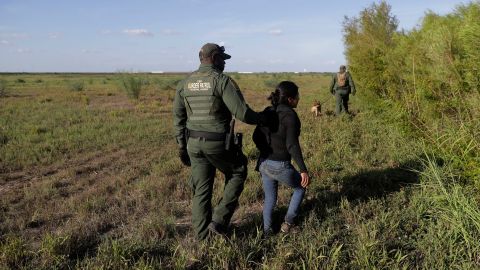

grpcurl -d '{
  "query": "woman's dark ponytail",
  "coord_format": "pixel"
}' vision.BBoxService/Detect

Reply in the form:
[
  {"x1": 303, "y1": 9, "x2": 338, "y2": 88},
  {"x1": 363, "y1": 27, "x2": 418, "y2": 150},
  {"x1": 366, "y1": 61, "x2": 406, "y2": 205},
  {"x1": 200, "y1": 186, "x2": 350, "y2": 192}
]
[
  {"x1": 268, "y1": 81, "x2": 298, "y2": 107},
  {"x1": 268, "y1": 90, "x2": 280, "y2": 107}
]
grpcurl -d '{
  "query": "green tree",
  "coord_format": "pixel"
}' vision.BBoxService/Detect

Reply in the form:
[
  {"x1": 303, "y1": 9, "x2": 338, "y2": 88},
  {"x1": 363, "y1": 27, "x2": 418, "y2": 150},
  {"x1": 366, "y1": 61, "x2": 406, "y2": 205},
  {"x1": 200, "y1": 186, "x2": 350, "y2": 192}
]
[{"x1": 343, "y1": 1, "x2": 398, "y2": 97}]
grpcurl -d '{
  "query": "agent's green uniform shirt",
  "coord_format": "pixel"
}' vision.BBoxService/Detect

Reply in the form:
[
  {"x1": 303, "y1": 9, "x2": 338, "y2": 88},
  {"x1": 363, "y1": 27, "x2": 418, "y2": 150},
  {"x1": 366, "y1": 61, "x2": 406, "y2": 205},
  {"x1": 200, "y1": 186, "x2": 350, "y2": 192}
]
[
  {"x1": 329, "y1": 72, "x2": 356, "y2": 115},
  {"x1": 173, "y1": 64, "x2": 259, "y2": 145},
  {"x1": 172, "y1": 63, "x2": 259, "y2": 240}
]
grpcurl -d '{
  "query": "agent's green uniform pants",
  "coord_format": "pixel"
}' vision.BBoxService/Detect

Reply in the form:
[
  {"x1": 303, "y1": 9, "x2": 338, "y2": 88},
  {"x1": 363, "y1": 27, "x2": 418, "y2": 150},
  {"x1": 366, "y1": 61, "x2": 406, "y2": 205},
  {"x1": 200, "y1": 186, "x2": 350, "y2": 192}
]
[
  {"x1": 187, "y1": 137, "x2": 248, "y2": 240},
  {"x1": 335, "y1": 89, "x2": 350, "y2": 115}
]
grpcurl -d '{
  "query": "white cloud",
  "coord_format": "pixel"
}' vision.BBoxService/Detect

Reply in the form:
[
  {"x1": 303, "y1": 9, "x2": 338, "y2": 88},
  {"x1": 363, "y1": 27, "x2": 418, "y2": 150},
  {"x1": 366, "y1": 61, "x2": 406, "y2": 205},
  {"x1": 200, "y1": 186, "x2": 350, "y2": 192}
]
[
  {"x1": 268, "y1": 29, "x2": 283, "y2": 35},
  {"x1": 0, "y1": 40, "x2": 10, "y2": 45},
  {"x1": 48, "y1": 32, "x2": 62, "y2": 39},
  {"x1": 162, "y1": 29, "x2": 181, "y2": 35},
  {"x1": 16, "y1": 48, "x2": 31, "y2": 53},
  {"x1": 12, "y1": 33, "x2": 29, "y2": 39},
  {"x1": 0, "y1": 32, "x2": 29, "y2": 39},
  {"x1": 123, "y1": 29, "x2": 153, "y2": 37}
]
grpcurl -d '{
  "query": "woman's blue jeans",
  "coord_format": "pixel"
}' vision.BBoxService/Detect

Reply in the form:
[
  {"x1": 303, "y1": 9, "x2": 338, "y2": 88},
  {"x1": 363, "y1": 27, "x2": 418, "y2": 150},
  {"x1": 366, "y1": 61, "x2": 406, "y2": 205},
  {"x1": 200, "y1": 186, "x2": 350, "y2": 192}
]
[{"x1": 259, "y1": 159, "x2": 306, "y2": 232}]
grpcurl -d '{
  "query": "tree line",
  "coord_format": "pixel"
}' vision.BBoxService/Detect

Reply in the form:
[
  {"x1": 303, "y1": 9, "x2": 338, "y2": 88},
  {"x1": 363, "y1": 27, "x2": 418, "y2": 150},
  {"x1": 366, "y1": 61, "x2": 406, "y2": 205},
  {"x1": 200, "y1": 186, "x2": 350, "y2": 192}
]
[
  {"x1": 343, "y1": 1, "x2": 480, "y2": 183},
  {"x1": 344, "y1": 1, "x2": 479, "y2": 118}
]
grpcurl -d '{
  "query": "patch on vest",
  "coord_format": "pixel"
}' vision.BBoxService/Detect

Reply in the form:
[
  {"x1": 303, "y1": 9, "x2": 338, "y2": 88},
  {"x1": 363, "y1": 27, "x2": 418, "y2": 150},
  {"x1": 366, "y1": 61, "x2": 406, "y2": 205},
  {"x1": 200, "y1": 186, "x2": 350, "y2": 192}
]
[
  {"x1": 337, "y1": 72, "x2": 347, "y2": 87},
  {"x1": 187, "y1": 80, "x2": 212, "y2": 91}
]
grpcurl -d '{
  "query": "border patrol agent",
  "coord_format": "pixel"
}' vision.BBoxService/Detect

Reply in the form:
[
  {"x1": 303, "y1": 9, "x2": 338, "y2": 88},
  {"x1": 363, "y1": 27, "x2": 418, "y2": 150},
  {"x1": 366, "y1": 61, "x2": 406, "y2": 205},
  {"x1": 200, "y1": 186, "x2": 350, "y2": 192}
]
[
  {"x1": 173, "y1": 43, "x2": 264, "y2": 240},
  {"x1": 329, "y1": 65, "x2": 356, "y2": 115}
]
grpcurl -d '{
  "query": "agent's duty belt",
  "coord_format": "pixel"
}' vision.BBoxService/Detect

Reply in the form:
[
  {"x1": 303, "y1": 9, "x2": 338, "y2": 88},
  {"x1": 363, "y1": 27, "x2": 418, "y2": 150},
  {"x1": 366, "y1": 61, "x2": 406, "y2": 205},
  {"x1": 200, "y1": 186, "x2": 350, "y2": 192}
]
[{"x1": 188, "y1": 130, "x2": 226, "y2": 141}]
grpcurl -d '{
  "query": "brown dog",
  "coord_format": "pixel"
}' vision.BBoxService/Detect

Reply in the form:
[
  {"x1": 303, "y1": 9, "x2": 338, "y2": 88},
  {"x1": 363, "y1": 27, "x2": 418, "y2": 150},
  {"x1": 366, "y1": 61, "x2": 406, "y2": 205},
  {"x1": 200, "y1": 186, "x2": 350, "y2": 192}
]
[{"x1": 310, "y1": 100, "x2": 321, "y2": 117}]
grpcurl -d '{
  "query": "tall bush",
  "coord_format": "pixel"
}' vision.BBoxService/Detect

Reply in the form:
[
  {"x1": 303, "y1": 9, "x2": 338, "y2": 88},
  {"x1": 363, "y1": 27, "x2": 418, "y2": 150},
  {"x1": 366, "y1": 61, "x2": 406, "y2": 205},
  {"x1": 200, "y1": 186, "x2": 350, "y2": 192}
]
[
  {"x1": 343, "y1": 1, "x2": 480, "y2": 185},
  {"x1": 343, "y1": 1, "x2": 398, "y2": 97},
  {"x1": 119, "y1": 75, "x2": 143, "y2": 99},
  {"x1": 69, "y1": 81, "x2": 85, "y2": 92}
]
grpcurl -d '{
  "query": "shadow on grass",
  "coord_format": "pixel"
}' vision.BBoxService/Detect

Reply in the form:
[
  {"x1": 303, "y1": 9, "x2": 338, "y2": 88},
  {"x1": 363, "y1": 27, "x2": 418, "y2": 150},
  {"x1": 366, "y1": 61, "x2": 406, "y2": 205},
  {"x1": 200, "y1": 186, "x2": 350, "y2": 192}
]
[
  {"x1": 165, "y1": 164, "x2": 423, "y2": 268},
  {"x1": 233, "y1": 160, "x2": 421, "y2": 238},
  {"x1": 170, "y1": 160, "x2": 422, "y2": 268},
  {"x1": 302, "y1": 160, "x2": 421, "y2": 221},
  {"x1": 338, "y1": 162, "x2": 420, "y2": 201}
]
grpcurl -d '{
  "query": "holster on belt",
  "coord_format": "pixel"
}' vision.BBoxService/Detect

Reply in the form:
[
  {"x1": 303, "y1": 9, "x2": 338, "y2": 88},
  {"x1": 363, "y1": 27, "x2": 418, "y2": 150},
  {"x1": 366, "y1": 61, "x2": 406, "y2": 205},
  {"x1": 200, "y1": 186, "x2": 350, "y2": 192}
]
[
  {"x1": 225, "y1": 119, "x2": 235, "y2": 150},
  {"x1": 225, "y1": 119, "x2": 243, "y2": 152}
]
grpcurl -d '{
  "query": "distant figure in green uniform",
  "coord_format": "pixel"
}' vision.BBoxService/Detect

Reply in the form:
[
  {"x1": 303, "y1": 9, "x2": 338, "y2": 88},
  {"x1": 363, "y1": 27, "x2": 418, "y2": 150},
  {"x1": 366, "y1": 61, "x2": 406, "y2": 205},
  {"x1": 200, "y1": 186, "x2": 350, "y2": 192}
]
[
  {"x1": 173, "y1": 43, "x2": 265, "y2": 240},
  {"x1": 329, "y1": 65, "x2": 356, "y2": 115}
]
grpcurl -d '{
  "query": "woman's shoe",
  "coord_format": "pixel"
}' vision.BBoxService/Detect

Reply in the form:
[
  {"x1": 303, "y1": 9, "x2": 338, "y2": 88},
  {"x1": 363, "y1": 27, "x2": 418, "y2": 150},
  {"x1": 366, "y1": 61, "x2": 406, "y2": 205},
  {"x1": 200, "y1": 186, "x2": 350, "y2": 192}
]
[{"x1": 280, "y1": 222, "x2": 293, "y2": 233}]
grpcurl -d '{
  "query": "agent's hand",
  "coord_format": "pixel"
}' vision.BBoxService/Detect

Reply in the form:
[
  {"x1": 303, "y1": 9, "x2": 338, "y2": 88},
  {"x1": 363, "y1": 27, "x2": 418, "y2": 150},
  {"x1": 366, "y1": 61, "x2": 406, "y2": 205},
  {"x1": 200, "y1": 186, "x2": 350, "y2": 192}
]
[
  {"x1": 258, "y1": 112, "x2": 268, "y2": 126},
  {"x1": 179, "y1": 148, "x2": 191, "y2": 167},
  {"x1": 300, "y1": 172, "x2": 310, "y2": 188}
]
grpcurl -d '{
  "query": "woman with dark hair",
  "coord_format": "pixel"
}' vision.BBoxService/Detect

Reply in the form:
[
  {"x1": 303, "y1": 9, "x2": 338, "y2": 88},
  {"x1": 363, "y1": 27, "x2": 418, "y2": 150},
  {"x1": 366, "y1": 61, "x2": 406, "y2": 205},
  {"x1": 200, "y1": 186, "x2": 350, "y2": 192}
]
[{"x1": 253, "y1": 81, "x2": 310, "y2": 236}]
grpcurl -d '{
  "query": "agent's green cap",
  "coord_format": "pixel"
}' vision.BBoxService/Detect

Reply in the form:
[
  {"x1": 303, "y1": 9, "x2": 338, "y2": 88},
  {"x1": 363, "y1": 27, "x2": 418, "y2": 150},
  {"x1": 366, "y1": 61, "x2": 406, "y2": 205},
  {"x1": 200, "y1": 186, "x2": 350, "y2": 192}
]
[{"x1": 199, "y1": 43, "x2": 231, "y2": 60}]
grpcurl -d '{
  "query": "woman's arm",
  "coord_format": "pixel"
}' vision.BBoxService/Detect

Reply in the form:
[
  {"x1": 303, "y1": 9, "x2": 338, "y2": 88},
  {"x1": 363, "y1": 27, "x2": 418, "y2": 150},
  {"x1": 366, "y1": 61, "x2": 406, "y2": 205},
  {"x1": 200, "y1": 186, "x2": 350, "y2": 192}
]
[{"x1": 284, "y1": 113, "x2": 308, "y2": 173}]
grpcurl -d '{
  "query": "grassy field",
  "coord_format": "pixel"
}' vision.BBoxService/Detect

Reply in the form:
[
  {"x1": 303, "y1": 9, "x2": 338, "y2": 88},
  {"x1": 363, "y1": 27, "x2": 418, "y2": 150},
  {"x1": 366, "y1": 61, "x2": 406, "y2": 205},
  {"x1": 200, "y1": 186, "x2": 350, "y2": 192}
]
[{"x1": 0, "y1": 73, "x2": 479, "y2": 269}]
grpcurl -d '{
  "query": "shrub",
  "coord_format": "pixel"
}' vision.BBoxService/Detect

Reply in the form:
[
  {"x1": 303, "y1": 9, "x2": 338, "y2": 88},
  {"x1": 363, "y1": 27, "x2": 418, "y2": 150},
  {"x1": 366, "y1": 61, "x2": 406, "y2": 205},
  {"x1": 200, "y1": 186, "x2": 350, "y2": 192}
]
[
  {"x1": 264, "y1": 78, "x2": 278, "y2": 89},
  {"x1": 16, "y1": 78, "x2": 26, "y2": 83},
  {"x1": 119, "y1": 75, "x2": 143, "y2": 99},
  {"x1": 69, "y1": 81, "x2": 85, "y2": 92},
  {"x1": 156, "y1": 78, "x2": 181, "y2": 91}
]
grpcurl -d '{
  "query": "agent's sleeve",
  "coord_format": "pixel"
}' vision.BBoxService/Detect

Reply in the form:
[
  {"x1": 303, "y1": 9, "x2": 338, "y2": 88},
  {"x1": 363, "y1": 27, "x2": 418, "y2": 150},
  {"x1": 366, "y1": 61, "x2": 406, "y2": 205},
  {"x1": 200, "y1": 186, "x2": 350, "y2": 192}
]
[
  {"x1": 172, "y1": 81, "x2": 188, "y2": 148},
  {"x1": 284, "y1": 113, "x2": 308, "y2": 173},
  {"x1": 329, "y1": 75, "x2": 336, "y2": 94},
  {"x1": 221, "y1": 78, "x2": 259, "y2": 125}
]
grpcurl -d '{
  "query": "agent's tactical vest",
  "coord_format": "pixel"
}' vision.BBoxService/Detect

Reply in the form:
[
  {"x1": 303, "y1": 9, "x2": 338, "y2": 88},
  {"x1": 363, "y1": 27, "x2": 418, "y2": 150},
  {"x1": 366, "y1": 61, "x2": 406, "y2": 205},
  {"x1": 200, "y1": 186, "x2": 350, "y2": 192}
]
[{"x1": 183, "y1": 71, "x2": 229, "y2": 133}]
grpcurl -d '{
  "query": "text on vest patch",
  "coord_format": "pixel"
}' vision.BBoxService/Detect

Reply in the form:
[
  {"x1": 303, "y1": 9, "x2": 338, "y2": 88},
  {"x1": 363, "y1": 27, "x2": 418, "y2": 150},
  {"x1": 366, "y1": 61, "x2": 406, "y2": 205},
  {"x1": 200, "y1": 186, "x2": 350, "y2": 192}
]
[{"x1": 187, "y1": 80, "x2": 212, "y2": 91}]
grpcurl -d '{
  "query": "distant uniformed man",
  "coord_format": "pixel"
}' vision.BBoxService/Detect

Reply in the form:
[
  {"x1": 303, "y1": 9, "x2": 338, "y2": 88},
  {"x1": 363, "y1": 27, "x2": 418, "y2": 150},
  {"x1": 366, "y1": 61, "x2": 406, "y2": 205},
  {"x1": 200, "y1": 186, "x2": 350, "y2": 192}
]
[
  {"x1": 329, "y1": 65, "x2": 356, "y2": 115},
  {"x1": 173, "y1": 43, "x2": 264, "y2": 240}
]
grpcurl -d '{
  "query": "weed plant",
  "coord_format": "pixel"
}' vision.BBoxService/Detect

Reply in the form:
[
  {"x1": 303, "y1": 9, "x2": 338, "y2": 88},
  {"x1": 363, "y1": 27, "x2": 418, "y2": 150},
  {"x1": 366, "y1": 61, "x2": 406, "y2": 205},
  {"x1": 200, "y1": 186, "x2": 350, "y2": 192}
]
[
  {"x1": 118, "y1": 74, "x2": 143, "y2": 99},
  {"x1": 69, "y1": 81, "x2": 85, "y2": 92},
  {"x1": 155, "y1": 77, "x2": 181, "y2": 91}
]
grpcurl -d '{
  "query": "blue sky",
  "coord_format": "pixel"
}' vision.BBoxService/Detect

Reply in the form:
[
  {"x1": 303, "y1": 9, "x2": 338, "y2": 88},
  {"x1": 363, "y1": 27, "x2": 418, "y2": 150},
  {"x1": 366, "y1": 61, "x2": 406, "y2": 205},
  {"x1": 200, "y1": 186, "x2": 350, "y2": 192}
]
[{"x1": 0, "y1": 0, "x2": 472, "y2": 72}]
